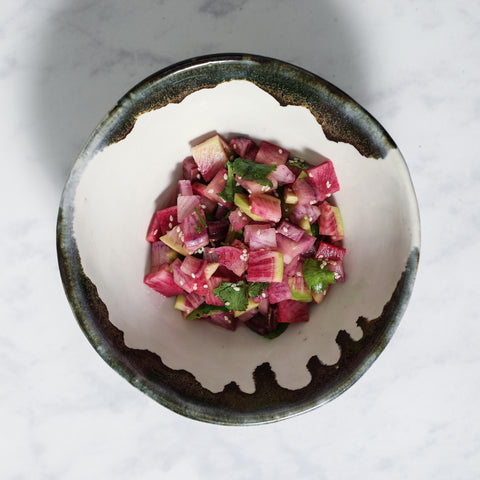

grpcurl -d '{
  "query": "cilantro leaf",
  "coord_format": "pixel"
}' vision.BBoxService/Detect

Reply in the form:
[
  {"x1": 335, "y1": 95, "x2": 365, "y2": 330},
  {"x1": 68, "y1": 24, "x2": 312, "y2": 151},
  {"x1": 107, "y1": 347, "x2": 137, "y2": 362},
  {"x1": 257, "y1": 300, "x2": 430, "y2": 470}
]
[
  {"x1": 218, "y1": 162, "x2": 236, "y2": 203},
  {"x1": 232, "y1": 158, "x2": 276, "y2": 187},
  {"x1": 186, "y1": 303, "x2": 228, "y2": 320},
  {"x1": 193, "y1": 206, "x2": 207, "y2": 233},
  {"x1": 264, "y1": 323, "x2": 289, "y2": 339},
  {"x1": 310, "y1": 223, "x2": 320, "y2": 238},
  {"x1": 213, "y1": 282, "x2": 249, "y2": 311},
  {"x1": 247, "y1": 282, "x2": 269, "y2": 298},
  {"x1": 287, "y1": 157, "x2": 309, "y2": 170},
  {"x1": 302, "y1": 258, "x2": 336, "y2": 293}
]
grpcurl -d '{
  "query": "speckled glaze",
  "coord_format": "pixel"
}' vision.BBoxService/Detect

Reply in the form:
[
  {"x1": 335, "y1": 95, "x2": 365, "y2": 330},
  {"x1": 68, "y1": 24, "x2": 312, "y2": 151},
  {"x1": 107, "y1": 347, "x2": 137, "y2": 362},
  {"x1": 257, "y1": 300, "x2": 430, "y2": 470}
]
[{"x1": 57, "y1": 53, "x2": 420, "y2": 425}]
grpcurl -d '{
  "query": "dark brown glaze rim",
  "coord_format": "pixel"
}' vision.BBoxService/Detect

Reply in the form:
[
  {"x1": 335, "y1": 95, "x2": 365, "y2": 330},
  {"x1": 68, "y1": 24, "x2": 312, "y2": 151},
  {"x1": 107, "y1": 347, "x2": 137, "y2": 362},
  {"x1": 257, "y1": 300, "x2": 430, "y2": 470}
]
[{"x1": 57, "y1": 53, "x2": 419, "y2": 425}]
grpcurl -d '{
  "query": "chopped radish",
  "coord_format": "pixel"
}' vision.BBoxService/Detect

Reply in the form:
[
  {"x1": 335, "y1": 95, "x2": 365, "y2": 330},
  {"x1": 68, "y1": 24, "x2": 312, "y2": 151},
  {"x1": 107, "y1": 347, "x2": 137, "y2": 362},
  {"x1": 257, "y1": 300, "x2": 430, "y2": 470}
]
[
  {"x1": 249, "y1": 194, "x2": 282, "y2": 222},
  {"x1": 306, "y1": 160, "x2": 340, "y2": 200},
  {"x1": 247, "y1": 250, "x2": 283, "y2": 282},
  {"x1": 229, "y1": 137, "x2": 259, "y2": 160},
  {"x1": 255, "y1": 141, "x2": 289, "y2": 166},
  {"x1": 277, "y1": 300, "x2": 309, "y2": 323},
  {"x1": 144, "y1": 264, "x2": 184, "y2": 297},
  {"x1": 191, "y1": 134, "x2": 232, "y2": 182}
]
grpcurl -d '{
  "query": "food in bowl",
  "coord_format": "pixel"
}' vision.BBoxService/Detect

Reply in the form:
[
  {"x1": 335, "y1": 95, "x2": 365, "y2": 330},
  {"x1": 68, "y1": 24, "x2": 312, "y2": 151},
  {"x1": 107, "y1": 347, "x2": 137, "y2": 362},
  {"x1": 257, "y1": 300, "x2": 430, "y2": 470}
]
[{"x1": 144, "y1": 133, "x2": 346, "y2": 337}]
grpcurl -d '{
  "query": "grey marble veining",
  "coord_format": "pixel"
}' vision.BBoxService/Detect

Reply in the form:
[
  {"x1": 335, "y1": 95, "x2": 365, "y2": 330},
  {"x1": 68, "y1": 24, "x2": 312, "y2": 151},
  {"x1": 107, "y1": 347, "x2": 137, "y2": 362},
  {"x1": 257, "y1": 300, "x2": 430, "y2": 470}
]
[{"x1": 1, "y1": 0, "x2": 480, "y2": 478}]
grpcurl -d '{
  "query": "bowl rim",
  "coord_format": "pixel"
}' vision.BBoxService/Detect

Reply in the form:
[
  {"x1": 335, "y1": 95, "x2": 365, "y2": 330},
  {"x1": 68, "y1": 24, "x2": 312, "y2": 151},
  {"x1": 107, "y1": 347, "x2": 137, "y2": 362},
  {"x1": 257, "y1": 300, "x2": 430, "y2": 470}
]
[{"x1": 57, "y1": 52, "x2": 420, "y2": 425}]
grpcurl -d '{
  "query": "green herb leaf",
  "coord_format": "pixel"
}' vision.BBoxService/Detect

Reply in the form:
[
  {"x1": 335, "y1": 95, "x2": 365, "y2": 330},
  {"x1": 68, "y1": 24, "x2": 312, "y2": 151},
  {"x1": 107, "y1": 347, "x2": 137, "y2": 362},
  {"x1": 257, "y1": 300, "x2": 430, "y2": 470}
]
[
  {"x1": 287, "y1": 157, "x2": 309, "y2": 170},
  {"x1": 213, "y1": 281, "x2": 249, "y2": 311},
  {"x1": 310, "y1": 223, "x2": 320, "y2": 238},
  {"x1": 218, "y1": 162, "x2": 236, "y2": 203},
  {"x1": 193, "y1": 206, "x2": 207, "y2": 233},
  {"x1": 302, "y1": 258, "x2": 336, "y2": 293},
  {"x1": 232, "y1": 158, "x2": 276, "y2": 187},
  {"x1": 186, "y1": 303, "x2": 228, "y2": 320},
  {"x1": 194, "y1": 207, "x2": 207, "y2": 227},
  {"x1": 247, "y1": 282, "x2": 269, "y2": 298},
  {"x1": 264, "y1": 323, "x2": 289, "y2": 339}
]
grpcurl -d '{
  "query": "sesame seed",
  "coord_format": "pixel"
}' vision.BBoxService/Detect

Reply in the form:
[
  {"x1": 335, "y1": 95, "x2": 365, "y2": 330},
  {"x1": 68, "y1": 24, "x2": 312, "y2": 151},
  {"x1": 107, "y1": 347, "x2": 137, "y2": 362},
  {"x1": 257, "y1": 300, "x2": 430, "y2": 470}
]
[
  {"x1": 247, "y1": 189, "x2": 252, "y2": 194},
  {"x1": 201, "y1": 204, "x2": 206, "y2": 209},
  {"x1": 310, "y1": 200, "x2": 316, "y2": 205},
  {"x1": 224, "y1": 315, "x2": 229, "y2": 321},
  {"x1": 191, "y1": 273, "x2": 196, "y2": 278},
  {"x1": 225, "y1": 302, "x2": 230, "y2": 306},
  {"x1": 193, "y1": 284, "x2": 197, "y2": 290},
  {"x1": 208, "y1": 189, "x2": 214, "y2": 194},
  {"x1": 261, "y1": 292, "x2": 267, "y2": 298},
  {"x1": 233, "y1": 144, "x2": 237, "y2": 149},
  {"x1": 196, "y1": 173, "x2": 201, "y2": 179},
  {"x1": 334, "y1": 273, "x2": 340, "y2": 279},
  {"x1": 153, "y1": 228, "x2": 158, "y2": 235},
  {"x1": 223, "y1": 173, "x2": 228, "y2": 180},
  {"x1": 243, "y1": 249, "x2": 247, "y2": 254},
  {"x1": 256, "y1": 230, "x2": 261, "y2": 236},
  {"x1": 180, "y1": 280, "x2": 184, "y2": 286},
  {"x1": 233, "y1": 287, "x2": 240, "y2": 292},
  {"x1": 308, "y1": 173, "x2": 313, "y2": 177},
  {"x1": 326, "y1": 193, "x2": 331, "y2": 197},
  {"x1": 168, "y1": 222, "x2": 172, "y2": 229},
  {"x1": 309, "y1": 217, "x2": 313, "y2": 222},
  {"x1": 326, "y1": 181, "x2": 331, "y2": 188},
  {"x1": 278, "y1": 148, "x2": 283, "y2": 154},
  {"x1": 169, "y1": 215, "x2": 173, "y2": 221},
  {"x1": 282, "y1": 226, "x2": 288, "y2": 233},
  {"x1": 203, "y1": 284, "x2": 208, "y2": 288}
]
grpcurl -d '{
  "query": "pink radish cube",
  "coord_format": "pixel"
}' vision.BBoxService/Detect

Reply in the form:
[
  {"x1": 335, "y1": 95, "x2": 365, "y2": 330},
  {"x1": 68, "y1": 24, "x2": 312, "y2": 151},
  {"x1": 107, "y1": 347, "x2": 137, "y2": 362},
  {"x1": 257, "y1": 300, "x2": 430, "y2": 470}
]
[{"x1": 255, "y1": 141, "x2": 289, "y2": 166}]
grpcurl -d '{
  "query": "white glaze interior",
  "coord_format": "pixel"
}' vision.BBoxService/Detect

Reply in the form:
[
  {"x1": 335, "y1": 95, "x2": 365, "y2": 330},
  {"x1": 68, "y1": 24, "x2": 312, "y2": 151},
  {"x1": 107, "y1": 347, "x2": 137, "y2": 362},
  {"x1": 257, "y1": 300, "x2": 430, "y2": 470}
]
[{"x1": 73, "y1": 80, "x2": 420, "y2": 393}]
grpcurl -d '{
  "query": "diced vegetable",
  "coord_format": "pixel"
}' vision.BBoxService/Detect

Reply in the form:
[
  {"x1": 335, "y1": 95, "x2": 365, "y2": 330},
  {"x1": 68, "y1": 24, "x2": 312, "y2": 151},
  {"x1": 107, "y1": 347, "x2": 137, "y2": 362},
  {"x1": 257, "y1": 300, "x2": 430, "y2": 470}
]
[
  {"x1": 191, "y1": 134, "x2": 232, "y2": 182},
  {"x1": 306, "y1": 160, "x2": 340, "y2": 200}
]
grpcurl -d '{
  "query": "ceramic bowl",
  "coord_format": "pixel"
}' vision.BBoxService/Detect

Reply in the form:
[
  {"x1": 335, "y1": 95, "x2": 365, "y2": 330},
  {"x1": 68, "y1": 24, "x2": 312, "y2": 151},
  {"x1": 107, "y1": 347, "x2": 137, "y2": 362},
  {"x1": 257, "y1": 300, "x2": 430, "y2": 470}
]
[{"x1": 57, "y1": 53, "x2": 420, "y2": 425}]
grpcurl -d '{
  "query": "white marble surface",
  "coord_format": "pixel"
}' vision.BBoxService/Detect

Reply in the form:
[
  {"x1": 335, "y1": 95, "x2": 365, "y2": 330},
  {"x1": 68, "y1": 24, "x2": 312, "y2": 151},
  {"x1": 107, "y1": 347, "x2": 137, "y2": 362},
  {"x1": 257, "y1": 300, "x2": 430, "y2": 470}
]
[{"x1": 1, "y1": 0, "x2": 479, "y2": 478}]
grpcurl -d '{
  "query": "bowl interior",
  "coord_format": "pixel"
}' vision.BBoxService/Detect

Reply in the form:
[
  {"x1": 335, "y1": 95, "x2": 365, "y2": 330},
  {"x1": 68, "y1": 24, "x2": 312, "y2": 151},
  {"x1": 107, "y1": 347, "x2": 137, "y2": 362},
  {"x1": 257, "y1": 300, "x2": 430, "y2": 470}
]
[{"x1": 58, "y1": 54, "x2": 420, "y2": 424}]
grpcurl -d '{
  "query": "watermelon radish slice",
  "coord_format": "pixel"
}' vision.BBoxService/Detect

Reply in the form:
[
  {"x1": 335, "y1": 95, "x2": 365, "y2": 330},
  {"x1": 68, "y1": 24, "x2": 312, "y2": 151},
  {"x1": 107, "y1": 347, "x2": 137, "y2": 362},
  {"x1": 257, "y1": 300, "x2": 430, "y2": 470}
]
[
  {"x1": 144, "y1": 264, "x2": 185, "y2": 297},
  {"x1": 248, "y1": 227, "x2": 277, "y2": 251},
  {"x1": 318, "y1": 201, "x2": 344, "y2": 241},
  {"x1": 228, "y1": 208, "x2": 251, "y2": 231},
  {"x1": 277, "y1": 300, "x2": 309, "y2": 323},
  {"x1": 315, "y1": 241, "x2": 346, "y2": 261},
  {"x1": 210, "y1": 246, "x2": 249, "y2": 276},
  {"x1": 307, "y1": 160, "x2": 340, "y2": 200},
  {"x1": 270, "y1": 164, "x2": 296, "y2": 185},
  {"x1": 229, "y1": 137, "x2": 259, "y2": 160},
  {"x1": 255, "y1": 141, "x2": 289, "y2": 166},
  {"x1": 249, "y1": 194, "x2": 282, "y2": 223},
  {"x1": 247, "y1": 250, "x2": 283, "y2": 282},
  {"x1": 146, "y1": 206, "x2": 178, "y2": 242},
  {"x1": 191, "y1": 134, "x2": 232, "y2": 182},
  {"x1": 267, "y1": 279, "x2": 292, "y2": 304},
  {"x1": 145, "y1": 133, "x2": 345, "y2": 336},
  {"x1": 151, "y1": 241, "x2": 178, "y2": 269}
]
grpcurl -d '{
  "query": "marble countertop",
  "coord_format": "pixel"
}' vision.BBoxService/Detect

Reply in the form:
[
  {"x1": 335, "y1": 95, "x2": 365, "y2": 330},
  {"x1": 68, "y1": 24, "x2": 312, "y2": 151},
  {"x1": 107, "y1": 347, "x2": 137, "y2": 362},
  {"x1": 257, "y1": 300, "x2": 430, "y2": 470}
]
[{"x1": 1, "y1": 0, "x2": 479, "y2": 478}]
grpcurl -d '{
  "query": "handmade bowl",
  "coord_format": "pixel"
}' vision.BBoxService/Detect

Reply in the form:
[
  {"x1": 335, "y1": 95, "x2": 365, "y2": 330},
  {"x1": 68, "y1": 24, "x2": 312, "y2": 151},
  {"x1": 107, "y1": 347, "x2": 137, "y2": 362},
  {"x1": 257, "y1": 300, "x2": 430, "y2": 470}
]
[{"x1": 57, "y1": 53, "x2": 420, "y2": 425}]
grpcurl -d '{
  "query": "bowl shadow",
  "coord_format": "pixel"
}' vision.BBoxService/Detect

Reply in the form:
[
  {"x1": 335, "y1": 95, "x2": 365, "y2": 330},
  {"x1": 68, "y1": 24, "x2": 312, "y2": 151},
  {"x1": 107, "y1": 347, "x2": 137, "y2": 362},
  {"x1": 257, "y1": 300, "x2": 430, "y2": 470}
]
[{"x1": 29, "y1": 0, "x2": 368, "y2": 196}]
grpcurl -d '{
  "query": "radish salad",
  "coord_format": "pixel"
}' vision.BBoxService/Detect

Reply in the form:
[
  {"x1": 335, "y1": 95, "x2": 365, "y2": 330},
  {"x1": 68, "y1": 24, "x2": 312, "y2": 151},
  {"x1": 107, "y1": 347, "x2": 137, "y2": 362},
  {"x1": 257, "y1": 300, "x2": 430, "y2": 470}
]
[{"x1": 144, "y1": 134, "x2": 346, "y2": 338}]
